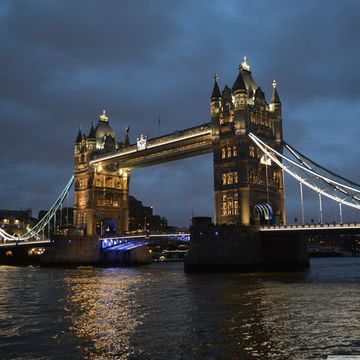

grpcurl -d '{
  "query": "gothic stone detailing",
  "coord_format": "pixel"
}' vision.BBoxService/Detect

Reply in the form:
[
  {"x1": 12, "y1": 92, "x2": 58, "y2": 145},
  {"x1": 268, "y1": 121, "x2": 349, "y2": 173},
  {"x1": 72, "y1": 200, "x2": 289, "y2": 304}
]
[
  {"x1": 74, "y1": 113, "x2": 129, "y2": 236},
  {"x1": 211, "y1": 59, "x2": 285, "y2": 226}
]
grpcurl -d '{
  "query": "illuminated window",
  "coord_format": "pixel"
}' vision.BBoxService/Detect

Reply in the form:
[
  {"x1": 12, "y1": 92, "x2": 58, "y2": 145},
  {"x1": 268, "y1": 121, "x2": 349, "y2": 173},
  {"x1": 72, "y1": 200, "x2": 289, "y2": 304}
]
[
  {"x1": 223, "y1": 202, "x2": 228, "y2": 216},
  {"x1": 227, "y1": 173, "x2": 234, "y2": 185},
  {"x1": 227, "y1": 197, "x2": 233, "y2": 215},
  {"x1": 249, "y1": 145, "x2": 255, "y2": 157},
  {"x1": 233, "y1": 146, "x2": 237, "y2": 157},
  {"x1": 234, "y1": 172, "x2": 238, "y2": 184},
  {"x1": 234, "y1": 193, "x2": 239, "y2": 215},
  {"x1": 106, "y1": 177, "x2": 113, "y2": 188},
  {"x1": 222, "y1": 174, "x2": 227, "y2": 185},
  {"x1": 221, "y1": 148, "x2": 226, "y2": 159},
  {"x1": 234, "y1": 201, "x2": 239, "y2": 215},
  {"x1": 222, "y1": 195, "x2": 227, "y2": 216},
  {"x1": 227, "y1": 146, "x2": 232, "y2": 158}
]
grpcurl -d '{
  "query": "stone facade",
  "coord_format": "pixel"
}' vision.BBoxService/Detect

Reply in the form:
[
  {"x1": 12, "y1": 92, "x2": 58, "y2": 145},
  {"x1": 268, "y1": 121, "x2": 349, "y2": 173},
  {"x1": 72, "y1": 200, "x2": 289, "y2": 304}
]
[
  {"x1": 73, "y1": 111, "x2": 129, "y2": 236},
  {"x1": 73, "y1": 58, "x2": 286, "y2": 235},
  {"x1": 211, "y1": 58, "x2": 286, "y2": 226}
]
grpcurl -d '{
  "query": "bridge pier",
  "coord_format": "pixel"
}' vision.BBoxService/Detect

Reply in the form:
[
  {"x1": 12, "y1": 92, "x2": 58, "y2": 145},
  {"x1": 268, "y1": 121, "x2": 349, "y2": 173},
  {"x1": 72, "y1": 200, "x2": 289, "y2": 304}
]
[
  {"x1": 40, "y1": 235, "x2": 151, "y2": 267},
  {"x1": 184, "y1": 218, "x2": 309, "y2": 273}
]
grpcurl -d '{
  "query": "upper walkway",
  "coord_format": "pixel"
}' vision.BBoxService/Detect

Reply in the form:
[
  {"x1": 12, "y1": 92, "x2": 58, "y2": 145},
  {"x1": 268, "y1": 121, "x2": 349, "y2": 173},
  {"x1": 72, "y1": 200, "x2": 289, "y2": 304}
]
[{"x1": 90, "y1": 123, "x2": 212, "y2": 169}]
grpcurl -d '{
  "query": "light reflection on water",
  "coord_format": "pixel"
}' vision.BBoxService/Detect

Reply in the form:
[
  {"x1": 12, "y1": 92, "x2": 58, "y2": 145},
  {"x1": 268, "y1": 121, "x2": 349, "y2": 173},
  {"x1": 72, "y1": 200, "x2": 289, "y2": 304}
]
[{"x1": 0, "y1": 258, "x2": 359, "y2": 359}]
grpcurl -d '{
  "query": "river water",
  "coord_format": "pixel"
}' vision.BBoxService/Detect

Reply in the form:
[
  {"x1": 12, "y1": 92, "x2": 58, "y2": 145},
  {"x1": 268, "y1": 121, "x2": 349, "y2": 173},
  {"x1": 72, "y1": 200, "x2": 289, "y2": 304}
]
[{"x1": 0, "y1": 258, "x2": 359, "y2": 360}]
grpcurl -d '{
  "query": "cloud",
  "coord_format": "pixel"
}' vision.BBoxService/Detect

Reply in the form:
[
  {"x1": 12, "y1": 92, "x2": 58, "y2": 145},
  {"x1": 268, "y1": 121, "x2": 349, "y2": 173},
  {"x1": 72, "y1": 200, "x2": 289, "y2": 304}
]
[{"x1": 1, "y1": 0, "x2": 360, "y2": 225}]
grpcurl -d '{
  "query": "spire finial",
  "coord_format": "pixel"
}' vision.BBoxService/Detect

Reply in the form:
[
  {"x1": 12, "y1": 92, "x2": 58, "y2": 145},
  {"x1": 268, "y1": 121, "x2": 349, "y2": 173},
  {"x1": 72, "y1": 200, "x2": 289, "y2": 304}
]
[
  {"x1": 240, "y1": 56, "x2": 250, "y2": 71},
  {"x1": 100, "y1": 109, "x2": 109, "y2": 122},
  {"x1": 213, "y1": 73, "x2": 219, "y2": 82},
  {"x1": 272, "y1": 80, "x2": 277, "y2": 89}
]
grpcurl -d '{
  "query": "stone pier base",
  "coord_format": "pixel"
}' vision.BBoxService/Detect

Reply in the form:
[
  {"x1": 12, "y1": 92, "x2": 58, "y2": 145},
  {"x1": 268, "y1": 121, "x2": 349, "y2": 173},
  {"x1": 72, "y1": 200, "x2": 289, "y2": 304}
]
[
  {"x1": 184, "y1": 222, "x2": 309, "y2": 273},
  {"x1": 40, "y1": 235, "x2": 151, "y2": 267}
]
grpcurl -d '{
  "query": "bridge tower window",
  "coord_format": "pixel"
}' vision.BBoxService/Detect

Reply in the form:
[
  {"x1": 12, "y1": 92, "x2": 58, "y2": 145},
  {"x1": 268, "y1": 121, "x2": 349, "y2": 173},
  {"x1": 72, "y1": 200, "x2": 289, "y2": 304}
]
[
  {"x1": 222, "y1": 195, "x2": 228, "y2": 216},
  {"x1": 221, "y1": 147, "x2": 226, "y2": 159},
  {"x1": 227, "y1": 146, "x2": 232, "y2": 158},
  {"x1": 249, "y1": 145, "x2": 255, "y2": 158},
  {"x1": 233, "y1": 146, "x2": 237, "y2": 157},
  {"x1": 222, "y1": 193, "x2": 239, "y2": 216}
]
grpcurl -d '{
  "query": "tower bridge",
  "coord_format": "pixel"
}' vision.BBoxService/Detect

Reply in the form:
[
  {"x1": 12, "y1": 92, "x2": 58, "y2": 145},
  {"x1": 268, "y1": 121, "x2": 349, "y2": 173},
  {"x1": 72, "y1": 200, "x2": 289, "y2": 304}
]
[
  {"x1": 1, "y1": 56, "x2": 360, "y2": 270},
  {"x1": 73, "y1": 56, "x2": 285, "y2": 238}
]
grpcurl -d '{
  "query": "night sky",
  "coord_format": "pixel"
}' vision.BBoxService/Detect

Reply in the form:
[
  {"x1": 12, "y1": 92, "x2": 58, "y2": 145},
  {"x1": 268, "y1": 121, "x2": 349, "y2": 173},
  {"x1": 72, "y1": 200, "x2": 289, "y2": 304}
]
[{"x1": 1, "y1": 0, "x2": 360, "y2": 227}]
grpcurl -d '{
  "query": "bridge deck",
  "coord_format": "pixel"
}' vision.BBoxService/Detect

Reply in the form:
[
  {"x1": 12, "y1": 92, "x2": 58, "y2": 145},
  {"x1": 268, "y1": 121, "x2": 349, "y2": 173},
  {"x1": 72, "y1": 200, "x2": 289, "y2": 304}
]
[
  {"x1": 90, "y1": 123, "x2": 212, "y2": 168},
  {"x1": 260, "y1": 223, "x2": 360, "y2": 235}
]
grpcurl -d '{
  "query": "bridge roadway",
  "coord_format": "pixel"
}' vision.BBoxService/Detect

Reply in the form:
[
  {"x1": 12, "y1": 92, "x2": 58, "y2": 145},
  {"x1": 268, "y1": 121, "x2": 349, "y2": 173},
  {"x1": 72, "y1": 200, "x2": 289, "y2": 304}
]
[
  {"x1": 2, "y1": 223, "x2": 360, "y2": 249},
  {"x1": 100, "y1": 233, "x2": 191, "y2": 250},
  {"x1": 259, "y1": 223, "x2": 360, "y2": 236},
  {"x1": 89, "y1": 123, "x2": 213, "y2": 168}
]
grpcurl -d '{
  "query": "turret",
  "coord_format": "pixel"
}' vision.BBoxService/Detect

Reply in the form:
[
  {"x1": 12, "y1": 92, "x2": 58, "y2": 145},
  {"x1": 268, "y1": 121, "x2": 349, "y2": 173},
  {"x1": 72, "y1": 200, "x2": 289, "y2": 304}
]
[
  {"x1": 222, "y1": 85, "x2": 233, "y2": 111},
  {"x1": 75, "y1": 128, "x2": 82, "y2": 143},
  {"x1": 74, "y1": 128, "x2": 82, "y2": 156},
  {"x1": 232, "y1": 61, "x2": 247, "y2": 110},
  {"x1": 270, "y1": 80, "x2": 282, "y2": 143},
  {"x1": 86, "y1": 122, "x2": 96, "y2": 151},
  {"x1": 124, "y1": 127, "x2": 130, "y2": 146},
  {"x1": 270, "y1": 80, "x2": 281, "y2": 113},
  {"x1": 210, "y1": 74, "x2": 222, "y2": 115}
]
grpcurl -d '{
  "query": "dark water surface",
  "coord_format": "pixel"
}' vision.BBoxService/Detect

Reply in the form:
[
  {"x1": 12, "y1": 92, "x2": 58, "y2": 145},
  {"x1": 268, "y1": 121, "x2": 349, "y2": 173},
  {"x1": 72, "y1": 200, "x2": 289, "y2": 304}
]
[{"x1": 0, "y1": 258, "x2": 359, "y2": 360}]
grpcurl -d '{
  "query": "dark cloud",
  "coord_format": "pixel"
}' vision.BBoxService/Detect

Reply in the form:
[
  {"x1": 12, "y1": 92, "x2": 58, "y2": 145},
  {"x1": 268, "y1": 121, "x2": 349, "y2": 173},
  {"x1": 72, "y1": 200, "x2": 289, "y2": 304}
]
[{"x1": 1, "y1": 0, "x2": 360, "y2": 225}]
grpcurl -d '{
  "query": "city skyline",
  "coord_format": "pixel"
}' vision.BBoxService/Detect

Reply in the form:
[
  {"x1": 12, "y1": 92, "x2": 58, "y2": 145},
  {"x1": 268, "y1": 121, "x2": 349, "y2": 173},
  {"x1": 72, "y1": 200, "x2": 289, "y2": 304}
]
[{"x1": 1, "y1": 0, "x2": 360, "y2": 226}]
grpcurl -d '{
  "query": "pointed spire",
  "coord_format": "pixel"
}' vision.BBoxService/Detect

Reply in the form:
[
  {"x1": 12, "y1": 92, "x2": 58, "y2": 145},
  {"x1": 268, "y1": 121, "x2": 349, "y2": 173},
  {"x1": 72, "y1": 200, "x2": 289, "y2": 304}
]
[
  {"x1": 211, "y1": 74, "x2": 221, "y2": 99},
  {"x1": 75, "y1": 128, "x2": 82, "y2": 143},
  {"x1": 222, "y1": 85, "x2": 232, "y2": 102},
  {"x1": 271, "y1": 80, "x2": 281, "y2": 104},
  {"x1": 88, "y1": 121, "x2": 96, "y2": 139},
  {"x1": 255, "y1": 86, "x2": 265, "y2": 99},
  {"x1": 232, "y1": 65, "x2": 246, "y2": 93},
  {"x1": 124, "y1": 127, "x2": 130, "y2": 146}
]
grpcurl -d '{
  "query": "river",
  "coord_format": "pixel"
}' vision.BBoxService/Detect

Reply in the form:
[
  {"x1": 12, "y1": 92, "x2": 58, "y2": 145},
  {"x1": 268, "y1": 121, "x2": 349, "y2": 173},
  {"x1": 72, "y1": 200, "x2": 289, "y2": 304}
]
[{"x1": 0, "y1": 258, "x2": 359, "y2": 359}]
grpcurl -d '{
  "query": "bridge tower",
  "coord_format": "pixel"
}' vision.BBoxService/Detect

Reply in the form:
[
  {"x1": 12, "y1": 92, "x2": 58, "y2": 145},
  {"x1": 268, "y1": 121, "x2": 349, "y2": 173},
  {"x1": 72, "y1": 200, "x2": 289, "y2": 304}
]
[
  {"x1": 211, "y1": 58, "x2": 286, "y2": 226},
  {"x1": 73, "y1": 111, "x2": 129, "y2": 236}
]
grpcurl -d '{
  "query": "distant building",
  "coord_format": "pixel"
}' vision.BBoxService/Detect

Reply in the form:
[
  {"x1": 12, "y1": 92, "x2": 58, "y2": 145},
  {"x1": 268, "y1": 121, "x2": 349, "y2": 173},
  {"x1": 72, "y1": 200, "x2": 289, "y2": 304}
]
[
  {"x1": 128, "y1": 196, "x2": 171, "y2": 232},
  {"x1": 38, "y1": 207, "x2": 74, "y2": 235},
  {"x1": 0, "y1": 209, "x2": 37, "y2": 237}
]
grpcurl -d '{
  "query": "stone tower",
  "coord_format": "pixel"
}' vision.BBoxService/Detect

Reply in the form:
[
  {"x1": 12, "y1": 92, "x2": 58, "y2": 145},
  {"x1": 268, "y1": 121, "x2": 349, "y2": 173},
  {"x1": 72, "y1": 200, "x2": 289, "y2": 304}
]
[
  {"x1": 211, "y1": 57, "x2": 286, "y2": 226},
  {"x1": 73, "y1": 111, "x2": 129, "y2": 237}
]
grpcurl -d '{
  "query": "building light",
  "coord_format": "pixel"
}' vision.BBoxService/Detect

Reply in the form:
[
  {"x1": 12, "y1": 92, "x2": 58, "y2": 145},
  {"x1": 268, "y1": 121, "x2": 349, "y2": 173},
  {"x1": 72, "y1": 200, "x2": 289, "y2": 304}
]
[{"x1": 260, "y1": 155, "x2": 272, "y2": 166}]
